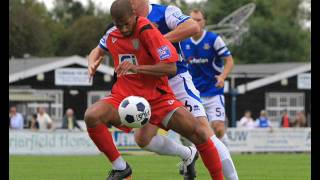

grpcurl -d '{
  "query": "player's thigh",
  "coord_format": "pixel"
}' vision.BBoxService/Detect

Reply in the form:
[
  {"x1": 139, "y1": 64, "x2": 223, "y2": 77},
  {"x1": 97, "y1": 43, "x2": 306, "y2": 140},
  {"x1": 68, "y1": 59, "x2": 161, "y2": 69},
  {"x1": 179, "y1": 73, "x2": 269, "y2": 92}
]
[
  {"x1": 169, "y1": 72, "x2": 206, "y2": 118},
  {"x1": 134, "y1": 123, "x2": 159, "y2": 147},
  {"x1": 167, "y1": 107, "x2": 209, "y2": 144},
  {"x1": 84, "y1": 99, "x2": 121, "y2": 128},
  {"x1": 197, "y1": 116, "x2": 215, "y2": 137},
  {"x1": 202, "y1": 95, "x2": 226, "y2": 122}
]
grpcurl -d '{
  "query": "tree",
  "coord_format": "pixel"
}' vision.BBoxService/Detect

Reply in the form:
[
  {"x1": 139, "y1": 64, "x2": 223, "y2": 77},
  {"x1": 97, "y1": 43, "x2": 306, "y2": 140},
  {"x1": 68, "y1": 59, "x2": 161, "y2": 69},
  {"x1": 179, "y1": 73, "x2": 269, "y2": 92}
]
[
  {"x1": 56, "y1": 15, "x2": 110, "y2": 56},
  {"x1": 202, "y1": 0, "x2": 311, "y2": 63},
  {"x1": 9, "y1": 0, "x2": 57, "y2": 58}
]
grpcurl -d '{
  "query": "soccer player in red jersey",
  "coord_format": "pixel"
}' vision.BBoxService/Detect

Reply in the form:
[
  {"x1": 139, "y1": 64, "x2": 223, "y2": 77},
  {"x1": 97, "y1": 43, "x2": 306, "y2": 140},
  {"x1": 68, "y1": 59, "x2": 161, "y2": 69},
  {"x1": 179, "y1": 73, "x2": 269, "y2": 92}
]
[{"x1": 84, "y1": 0, "x2": 223, "y2": 179}]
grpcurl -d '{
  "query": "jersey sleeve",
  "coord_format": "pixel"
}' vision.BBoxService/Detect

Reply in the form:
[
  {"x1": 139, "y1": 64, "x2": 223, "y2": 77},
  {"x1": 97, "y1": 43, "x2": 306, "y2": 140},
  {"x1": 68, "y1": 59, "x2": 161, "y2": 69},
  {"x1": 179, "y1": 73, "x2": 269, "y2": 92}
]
[
  {"x1": 213, "y1": 36, "x2": 231, "y2": 57},
  {"x1": 165, "y1": 5, "x2": 190, "y2": 30},
  {"x1": 98, "y1": 35, "x2": 108, "y2": 52},
  {"x1": 98, "y1": 23, "x2": 116, "y2": 52},
  {"x1": 139, "y1": 22, "x2": 179, "y2": 63}
]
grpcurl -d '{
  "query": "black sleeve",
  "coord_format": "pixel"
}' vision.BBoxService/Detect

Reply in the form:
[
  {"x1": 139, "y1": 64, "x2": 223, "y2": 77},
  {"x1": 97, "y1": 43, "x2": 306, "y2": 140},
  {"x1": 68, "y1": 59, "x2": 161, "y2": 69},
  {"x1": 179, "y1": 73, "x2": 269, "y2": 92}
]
[
  {"x1": 111, "y1": 71, "x2": 117, "y2": 87},
  {"x1": 104, "y1": 22, "x2": 115, "y2": 34}
]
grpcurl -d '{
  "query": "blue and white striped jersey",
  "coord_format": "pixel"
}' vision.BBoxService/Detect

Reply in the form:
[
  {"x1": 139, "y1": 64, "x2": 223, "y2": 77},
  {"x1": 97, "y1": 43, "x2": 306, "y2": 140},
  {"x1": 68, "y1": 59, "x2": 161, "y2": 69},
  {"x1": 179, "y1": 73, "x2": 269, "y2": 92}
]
[{"x1": 180, "y1": 30, "x2": 231, "y2": 97}]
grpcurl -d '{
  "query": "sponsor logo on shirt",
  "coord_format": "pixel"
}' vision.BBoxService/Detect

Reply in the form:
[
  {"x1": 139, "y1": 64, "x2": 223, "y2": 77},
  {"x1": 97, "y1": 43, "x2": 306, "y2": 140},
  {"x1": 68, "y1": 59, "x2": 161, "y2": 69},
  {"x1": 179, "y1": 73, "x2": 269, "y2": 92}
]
[
  {"x1": 187, "y1": 57, "x2": 209, "y2": 64},
  {"x1": 157, "y1": 45, "x2": 172, "y2": 60},
  {"x1": 118, "y1": 54, "x2": 138, "y2": 75}
]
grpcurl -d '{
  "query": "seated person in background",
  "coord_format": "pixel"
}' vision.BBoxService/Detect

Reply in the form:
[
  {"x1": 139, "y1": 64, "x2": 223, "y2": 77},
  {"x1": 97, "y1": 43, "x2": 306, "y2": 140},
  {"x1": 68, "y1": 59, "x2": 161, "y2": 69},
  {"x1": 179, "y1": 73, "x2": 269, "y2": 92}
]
[
  {"x1": 30, "y1": 113, "x2": 39, "y2": 131},
  {"x1": 61, "y1": 108, "x2": 82, "y2": 131},
  {"x1": 9, "y1": 106, "x2": 24, "y2": 130},
  {"x1": 280, "y1": 109, "x2": 291, "y2": 128},
  {"x1": 239, "y1": 110, "x2": 255, "y2": 129},
  {"x1": 255, "y1": 110, "x2": 272, "y2": 130},
  {"x1": 291, "y1": 111, "x2": 307, "y2": 127},
  {"x1": 37, "y1": 107, "x2": 53, "y2": 130}
]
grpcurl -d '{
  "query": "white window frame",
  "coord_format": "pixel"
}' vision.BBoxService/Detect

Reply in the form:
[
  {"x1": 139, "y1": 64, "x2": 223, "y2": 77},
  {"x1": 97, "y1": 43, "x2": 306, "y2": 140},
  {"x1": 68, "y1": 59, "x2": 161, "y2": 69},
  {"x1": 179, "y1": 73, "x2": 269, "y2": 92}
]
[
  {"x1": 27, "y1": 90, "x2": 63, "y2": 121},
  {"x1": 265, "y1": 92, "x2": 305, "y2": 124},
  {"x1": 87, "y1": 91, "x2": 111, "y2": 107}
]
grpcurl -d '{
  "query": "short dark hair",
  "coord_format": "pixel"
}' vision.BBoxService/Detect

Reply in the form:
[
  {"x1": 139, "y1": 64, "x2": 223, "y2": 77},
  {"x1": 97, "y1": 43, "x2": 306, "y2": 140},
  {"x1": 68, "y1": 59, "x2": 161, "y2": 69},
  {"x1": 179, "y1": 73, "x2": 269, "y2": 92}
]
[
  {"x1": 32, "y1": 113, "x2": 37, "y2": 119},
  {"x1": 110, "y1": 0, "x2": 133, "y2": 20},
  {"x1": 190, "y1": 9, "x2": 207, "y2": 20}
]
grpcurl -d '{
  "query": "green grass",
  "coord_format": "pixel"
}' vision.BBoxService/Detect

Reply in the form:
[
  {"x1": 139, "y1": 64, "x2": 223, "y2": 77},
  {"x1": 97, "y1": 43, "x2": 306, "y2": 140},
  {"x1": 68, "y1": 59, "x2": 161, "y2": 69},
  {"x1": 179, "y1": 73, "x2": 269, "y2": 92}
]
[{"x1": 10, "y1": 153, "x2": 310, "y2": 180}]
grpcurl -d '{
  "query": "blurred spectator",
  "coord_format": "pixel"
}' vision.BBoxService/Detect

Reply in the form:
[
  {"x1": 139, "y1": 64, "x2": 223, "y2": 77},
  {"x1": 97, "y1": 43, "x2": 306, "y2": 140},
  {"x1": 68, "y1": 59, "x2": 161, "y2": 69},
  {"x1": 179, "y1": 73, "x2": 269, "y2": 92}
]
[
  {"x1": 255, "y1": 110, "x2": 272, "y2": 129},
  {"x1": 280, "y1": 109, "x2": 291, "y2": 128},
  {"x1": 239, "y1": 110, "x2": 255, "y2": 129},
  {"x1": 292, "y1": 111, "x2": 307, "y2": 127},
  {"x1": 61, "y1": 108, "x2": 82, "y2": 131},
  {"x1": 9, "y1": 106, "x2": 24, "y2": 130},
  {"x1": 37, "y1": 107, "x2": 53, "y2": 130},
  {"x1": 30, "y1": 113, "x2": 39, "y2": 131}
]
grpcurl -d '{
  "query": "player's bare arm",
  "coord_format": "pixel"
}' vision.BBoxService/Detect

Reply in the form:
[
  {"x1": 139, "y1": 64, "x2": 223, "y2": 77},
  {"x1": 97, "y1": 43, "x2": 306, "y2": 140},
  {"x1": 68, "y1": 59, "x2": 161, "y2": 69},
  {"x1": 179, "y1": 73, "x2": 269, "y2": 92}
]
[
  {"x1": 116, "y1": 61, "x2": 177, "y2": 77},
  {"x1": 88, "y1": 46, "x2": 105, "y2": 77},
  {"x1": 164, "y1": 19, "x2": 200, "y2": 43},
  {"x1": 136, "y1": 61, "x2": 177, "y2": 76},
  {"x1": 215, "y1": 55, "x2": 234, "y2": 88}
]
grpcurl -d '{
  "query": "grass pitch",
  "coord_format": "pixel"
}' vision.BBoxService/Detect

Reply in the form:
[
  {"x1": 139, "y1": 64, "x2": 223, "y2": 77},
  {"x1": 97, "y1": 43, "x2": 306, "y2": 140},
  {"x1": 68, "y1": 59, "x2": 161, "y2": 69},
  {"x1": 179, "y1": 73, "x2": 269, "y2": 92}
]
[{"x1": 10, "y1": 153, "x2": 310, "y2": 180}]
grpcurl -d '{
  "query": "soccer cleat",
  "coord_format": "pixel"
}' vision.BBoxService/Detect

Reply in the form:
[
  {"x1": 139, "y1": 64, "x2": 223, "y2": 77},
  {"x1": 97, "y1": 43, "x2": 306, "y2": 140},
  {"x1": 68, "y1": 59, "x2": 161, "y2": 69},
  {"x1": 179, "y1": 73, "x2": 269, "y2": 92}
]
[
  {"x1": 106, "y1": 162, "x2": 132, "y2": 180},
  {"x1": 181, "y1": 147, "x2": 199, "y2": 180},
  {"x1": 179, "y1": 164, "x2": 184, "y2": 175}
]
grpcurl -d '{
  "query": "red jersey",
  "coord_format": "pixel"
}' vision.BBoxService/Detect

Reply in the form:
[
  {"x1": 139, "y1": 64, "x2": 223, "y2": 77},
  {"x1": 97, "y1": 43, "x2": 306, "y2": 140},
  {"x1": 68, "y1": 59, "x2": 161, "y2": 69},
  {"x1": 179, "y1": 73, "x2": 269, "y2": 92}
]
[{"x1": 104, "y1": 17, "x2": 179, "y2": 101}]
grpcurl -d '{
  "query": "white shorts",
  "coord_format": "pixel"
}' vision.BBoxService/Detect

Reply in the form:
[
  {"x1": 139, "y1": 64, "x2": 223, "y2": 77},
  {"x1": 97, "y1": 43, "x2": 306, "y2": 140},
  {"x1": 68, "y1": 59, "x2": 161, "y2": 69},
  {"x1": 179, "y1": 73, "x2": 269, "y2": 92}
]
[
  {"x1": 169, "y1": 71, "x2": 206, "y2": 117},
  {"x1": 201, "y1": 95, "x2": 226, "y2": 122}
]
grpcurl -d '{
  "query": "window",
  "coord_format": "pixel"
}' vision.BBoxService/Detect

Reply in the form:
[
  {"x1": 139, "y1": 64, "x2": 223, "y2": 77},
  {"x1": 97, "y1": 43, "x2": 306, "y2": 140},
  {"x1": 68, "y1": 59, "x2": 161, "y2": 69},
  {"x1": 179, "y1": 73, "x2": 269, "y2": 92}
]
[
  {"x1": 88, "y1": 91, "x2": 111, "y2": 107},
  {"x1": 27, "y1": 90, "x2": 63, "y2": 121},
  {"x1": 265, "y1": 92, "x2": 305, "y2": 123}
]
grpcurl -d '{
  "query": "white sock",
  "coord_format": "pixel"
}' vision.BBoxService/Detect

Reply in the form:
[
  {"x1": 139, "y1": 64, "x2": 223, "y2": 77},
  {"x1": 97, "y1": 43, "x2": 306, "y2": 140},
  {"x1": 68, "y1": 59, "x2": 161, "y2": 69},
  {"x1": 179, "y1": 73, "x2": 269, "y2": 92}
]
[
  {"x1": 143, "y1": 134, "x2": 191, "y2": 160},
  {"x1": 112, "y1": 156, "x2": 126, "y2": 170},
  {"x1": 220, "y1": 133, "x2": 229, "y2": 148},
  {"x1": 211, "y1": 135, "x2": 239, "y2": 180}
]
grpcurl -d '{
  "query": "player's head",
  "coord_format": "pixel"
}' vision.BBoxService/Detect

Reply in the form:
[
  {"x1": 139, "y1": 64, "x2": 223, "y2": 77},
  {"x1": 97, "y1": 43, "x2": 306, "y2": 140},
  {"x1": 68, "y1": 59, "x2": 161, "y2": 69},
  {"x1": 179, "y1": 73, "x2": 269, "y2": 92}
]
[
  {"x1": 190, "y1": 9, "x2": 206, "y2": 29},
  {"x1": 66, "y1": 108, "x2": 74, "y2": 117},
  {"x1": 10, "y1": 106, "x2": 17, "y2": 114},
  {"x1": 244, "y1": 110, "x2": 252, "y2": 117},
  {"x1": 129, "y1": 0, "x2": 149, "y2": 17},
  {"x1": 260, "y1": 110, "x2": 267, "y2": 117},
  {"x1": 110, "y1": 0, "x2": 137, "y2": 37}
]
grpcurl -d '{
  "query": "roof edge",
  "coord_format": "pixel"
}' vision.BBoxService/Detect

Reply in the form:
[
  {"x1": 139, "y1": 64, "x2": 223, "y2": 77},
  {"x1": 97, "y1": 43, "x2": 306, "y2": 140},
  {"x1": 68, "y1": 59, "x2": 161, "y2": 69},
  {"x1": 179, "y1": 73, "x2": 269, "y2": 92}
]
[{"x1": 237, "y1": 63, "x2": 311, "y2": 93}]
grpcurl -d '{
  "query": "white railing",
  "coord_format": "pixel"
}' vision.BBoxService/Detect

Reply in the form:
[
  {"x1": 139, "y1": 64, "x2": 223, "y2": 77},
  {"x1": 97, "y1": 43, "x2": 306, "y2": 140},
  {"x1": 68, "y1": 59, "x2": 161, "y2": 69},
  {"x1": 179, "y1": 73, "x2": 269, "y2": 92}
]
[{"x1": 9, "y1": 127, "x2": 310, "y2": 155}]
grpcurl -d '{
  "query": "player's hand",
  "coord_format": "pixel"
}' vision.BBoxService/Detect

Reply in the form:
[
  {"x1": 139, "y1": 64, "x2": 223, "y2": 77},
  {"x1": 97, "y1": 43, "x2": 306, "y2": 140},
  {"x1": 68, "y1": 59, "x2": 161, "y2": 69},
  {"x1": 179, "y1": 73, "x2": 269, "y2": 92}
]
[
  {"x1": 215, "y1": 75, "x2": 225, "y2": 88},
  {"x1": 88, "y1": 56, "x2": 104, "y2": 78},
  {"x1": 116, "y1": 61, "x2": 138, "y2": 76}
]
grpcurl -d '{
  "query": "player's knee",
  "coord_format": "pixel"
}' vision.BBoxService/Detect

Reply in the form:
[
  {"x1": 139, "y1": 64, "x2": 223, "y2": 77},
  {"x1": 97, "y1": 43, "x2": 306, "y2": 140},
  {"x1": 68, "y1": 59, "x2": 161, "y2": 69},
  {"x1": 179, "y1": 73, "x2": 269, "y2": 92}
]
[
  {"x1": 134, "y1": 132, "x2": 151, "y2": 148},
  {"x1": 192, "y1": 123, "x2": 210, "y2": 144},
  {"x1": 211, "y1": 122, "x2": 225, "y2": 138},
  {"x1": 214, "y1": 126, "x2": 225, "y2": 138},
  {"x1": 84, "y1": 107, "x2": 101, "y2": 128}
]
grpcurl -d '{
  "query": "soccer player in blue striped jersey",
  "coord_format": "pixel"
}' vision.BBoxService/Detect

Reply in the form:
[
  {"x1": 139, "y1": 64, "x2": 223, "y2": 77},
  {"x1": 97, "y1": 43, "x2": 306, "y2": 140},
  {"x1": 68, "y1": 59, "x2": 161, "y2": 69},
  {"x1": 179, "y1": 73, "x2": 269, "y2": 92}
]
[{"x1": 180, "y1": 9, "x2": 239, "y2": 180}]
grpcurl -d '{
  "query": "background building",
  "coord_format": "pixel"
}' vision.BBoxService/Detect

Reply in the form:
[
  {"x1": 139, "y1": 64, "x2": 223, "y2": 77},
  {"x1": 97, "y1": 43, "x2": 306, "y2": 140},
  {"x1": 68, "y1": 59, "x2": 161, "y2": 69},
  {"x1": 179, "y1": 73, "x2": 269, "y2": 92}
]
[
  {"x1": 9, "y1": 55, "x2": 311, "y2": 128},
  {"x1": 9, "y1": 55, "x2": 113, "y2": 126}
]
